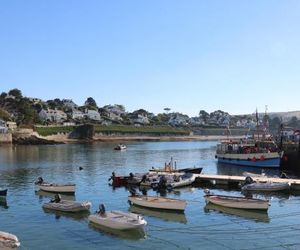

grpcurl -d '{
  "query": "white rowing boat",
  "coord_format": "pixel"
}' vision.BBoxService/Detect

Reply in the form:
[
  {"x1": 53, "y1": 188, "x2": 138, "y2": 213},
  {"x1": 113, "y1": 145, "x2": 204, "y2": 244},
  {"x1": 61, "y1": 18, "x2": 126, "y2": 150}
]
[
  {"x1": 0, "y1": 231, "x2": 20, "y2": 249},
  {"x1": 242, "y1": 182, "x2": 290, "y2": 192},
  {"x1": 128, "y1": 195, "x2": 187, "y2": 211},
  {"x1": 204, "y1": 194, "x2": 269, "y2": 210},
  {"x1": 35, "y1": 177, "x2": 76, "y2": 194},
  {"x1": 88, "y1": 211, "x2": 146, "y2": 230},
  {"x1": 43, "y1": 200, "x2": 91, "y2": 212}
]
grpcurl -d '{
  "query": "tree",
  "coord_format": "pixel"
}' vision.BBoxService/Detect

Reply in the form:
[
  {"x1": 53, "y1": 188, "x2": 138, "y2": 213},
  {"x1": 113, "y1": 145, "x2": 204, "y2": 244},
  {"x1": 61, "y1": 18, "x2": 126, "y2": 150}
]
[
  {"x1": 84, "y1": 97, "x2": 97, "y2": 109},
  {"x1": 199, "y1": 110, "x2": 209, "y2": 122},
  {"x1": 164, "y1": 108, "x2": 171, "y2": 113},
  {"x1": 8, "y1": 88, "x2": 22, "y2": 99},
  {"x1": 288, "y1": 116, "x2": 299, "y2": 128}
]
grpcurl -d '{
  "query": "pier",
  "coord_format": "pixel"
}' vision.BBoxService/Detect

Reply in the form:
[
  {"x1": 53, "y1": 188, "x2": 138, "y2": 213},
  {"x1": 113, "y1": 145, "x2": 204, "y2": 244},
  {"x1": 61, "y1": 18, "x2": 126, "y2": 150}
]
[{"x1": 194, "y1": 173, "x2": 300, "y2": 190}]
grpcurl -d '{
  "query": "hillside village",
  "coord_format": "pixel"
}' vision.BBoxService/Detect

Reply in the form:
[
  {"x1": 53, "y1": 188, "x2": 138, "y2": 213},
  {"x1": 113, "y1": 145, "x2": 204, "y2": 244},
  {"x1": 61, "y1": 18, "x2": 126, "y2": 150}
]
[{"x1": 0, "y1": 88, "x2": 300, "y2": 134}]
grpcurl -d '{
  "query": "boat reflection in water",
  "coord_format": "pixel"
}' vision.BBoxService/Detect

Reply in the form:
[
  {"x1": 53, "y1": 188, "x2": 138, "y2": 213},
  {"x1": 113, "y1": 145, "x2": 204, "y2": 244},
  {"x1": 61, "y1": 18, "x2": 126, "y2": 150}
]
[
  {"x1": 204, "y1": 203, "x2": 270, "y2": 223},
  {"x1": 35, "y1": 190, "x2": 75, "y2": 201},
  {"x1": 129, "y1": 205, "x2": 187, "y2": 224},
  {"x1": 88, "y1": 222, "x2": 146, "y2": 240},
  {"x1": 0, "y1": 197, "x2": 8, "y2": 209},
  {"x1": 42, "y1": 208, "x2": 90, "y2": 221}
]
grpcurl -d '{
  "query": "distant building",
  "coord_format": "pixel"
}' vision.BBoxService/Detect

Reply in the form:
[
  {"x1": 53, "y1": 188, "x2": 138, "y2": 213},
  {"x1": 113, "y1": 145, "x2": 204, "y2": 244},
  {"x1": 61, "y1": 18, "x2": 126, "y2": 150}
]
[
  {"x1": 0, "y1": 119, "x2": 8, "y2": 133},
  {"x1": 71, "y1": 109, "x2": 85, "y2": 120},
  {"x1": 85, "y1": 110, "x2": 101, "y2": 121},
  {"x1": 133, "y1": 114, "x2": 150, "y2": 125},
  {"x1": 39, "y1": 109, "x2": 67, "y2": 123},
  {"x1": 6, "y1": 121, "x2": 17, "y2": 131}
]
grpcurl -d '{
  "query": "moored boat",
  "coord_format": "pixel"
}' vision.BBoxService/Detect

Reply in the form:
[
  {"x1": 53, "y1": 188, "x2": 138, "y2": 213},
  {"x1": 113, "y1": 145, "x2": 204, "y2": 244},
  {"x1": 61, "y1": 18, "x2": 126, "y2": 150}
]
[
  {"x1": 114, "y1": 144, "x2": 127, "y2": 150},
  {"x1": 0, "y1": 189, "x2": 7, "y2": 197},
  {"x1": 35, "y1": 177, "x2": 76, "y2": 194},
  {"x1": 215, "y1": 139, "x2": 282, "y2": 168},
  {"x1": 204, "y1": 194, "x2": 269, "y2": 210},
  {"x1": 88, "y1": 204, "x2": 147, "y2": 230},
  {"x1": 0, "y1": 231, "x2": 20, "y2": 249},
  {"x1": 149, "y1": 157, "x2": 202, "y2": 174},
  {"x1": 167, "y1": 173, "x2": 196, "y2": 189},
  {"x1": 43, "y1": 200, "x2": 91, "y2": 213},
  {"x1": 128, "y1": 195, "x2": 187, "y2": 212},
  {"x1": 242, "y1": 182, "x2": 290, "y2": 192}
]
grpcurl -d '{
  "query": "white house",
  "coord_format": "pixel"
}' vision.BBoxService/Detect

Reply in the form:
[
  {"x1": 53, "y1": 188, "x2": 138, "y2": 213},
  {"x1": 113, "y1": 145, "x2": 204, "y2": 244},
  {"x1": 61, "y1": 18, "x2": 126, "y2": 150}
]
[
  {"x1": 85, "y1": 110, "x2": 101, "y2": 121},
  {"x1": 71, "y1": 109, "x2": 85, "y2": 120},
  {"x1": 168, "y1": 113, "x2": 189, "y2": 126},
  {"x1": 39, "y1": 109, "x2": 67, "y2": 123},
  {"x1": 133, "y1": 114, "x2": 150, "y2": 125}
]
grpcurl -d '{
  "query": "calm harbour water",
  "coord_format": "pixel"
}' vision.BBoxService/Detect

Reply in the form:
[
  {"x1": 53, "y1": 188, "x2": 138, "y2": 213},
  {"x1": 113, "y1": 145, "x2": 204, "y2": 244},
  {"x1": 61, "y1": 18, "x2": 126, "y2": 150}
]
[{"x1": 1, "y1": 141, "x2": 300, "y2": 250}]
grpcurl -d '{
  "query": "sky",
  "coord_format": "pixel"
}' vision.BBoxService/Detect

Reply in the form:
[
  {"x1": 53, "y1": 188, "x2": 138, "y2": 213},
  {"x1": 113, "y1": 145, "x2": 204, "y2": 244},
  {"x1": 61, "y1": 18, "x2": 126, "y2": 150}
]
[{"x1": 0, "y1": 0, "x2": 300, "y2": 116}]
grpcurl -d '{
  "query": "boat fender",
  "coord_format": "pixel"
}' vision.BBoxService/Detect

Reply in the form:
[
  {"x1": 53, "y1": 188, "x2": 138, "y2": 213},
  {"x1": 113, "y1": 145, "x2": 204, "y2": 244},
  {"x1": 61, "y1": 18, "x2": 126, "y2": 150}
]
[
  {"x1": 215, "y1": 155, "x2": 217, "y2": 159},
  {"x1": 251, "y1": 157, "x2": 256, "y2": 162},
  {"x1": 260, "y1": 155, "x2": 265, "y2": 161},
  {"x1": 247, "y1": 158, "x2": 251, "y2": 161}
]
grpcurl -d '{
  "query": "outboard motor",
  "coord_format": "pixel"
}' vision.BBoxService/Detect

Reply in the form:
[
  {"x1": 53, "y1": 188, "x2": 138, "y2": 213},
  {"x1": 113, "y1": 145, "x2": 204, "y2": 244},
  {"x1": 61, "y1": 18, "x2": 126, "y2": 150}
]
[
  {"x1": 35, "y1": 176, "x2": 44, "y2": 185},
  {"x1": 51, "y1": 194, "x2": 61, "y2": 203},
  {"x1": 98, "y1": 204, "x2": 106, "y2": 215},
  {"x1": 244, "y1": 176, "x2": 254, "y2": 185},
  {"x1": 108, "y1": 172, "x2": 115, "y2": 181}
]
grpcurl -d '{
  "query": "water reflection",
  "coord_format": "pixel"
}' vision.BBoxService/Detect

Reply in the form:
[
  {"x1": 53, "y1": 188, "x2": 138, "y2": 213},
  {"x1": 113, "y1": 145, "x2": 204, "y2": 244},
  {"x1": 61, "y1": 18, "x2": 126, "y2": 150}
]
[
  {"x1": 0, "y1": 197, "x2": 8, "y2": 209},
  {"x1": 42, "y1": 208, "x2": 90, "y2": 221},
  {"x1": 204, "y1": 203, "x2": 270, "y2": 223},
  {"x1": 88, "y1": 222, "x2": 146, "y2": 240},
  {"x1": 129, "y1": 205, "x2": 187, "y2": 224},
  {"x1": 217, "y1": 163, "x2": 281, "y2": 177}
]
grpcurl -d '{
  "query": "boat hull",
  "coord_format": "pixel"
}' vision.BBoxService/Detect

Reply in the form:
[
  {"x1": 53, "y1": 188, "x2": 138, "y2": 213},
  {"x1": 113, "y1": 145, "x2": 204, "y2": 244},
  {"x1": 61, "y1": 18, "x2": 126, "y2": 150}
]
[
  {"x1": 0, "y1": 231, "x2": 20, "y2": 249},
  {"x1": 36, "y1": 184, "x2": 76, "y2": 194},
  {"x1": 216, "y1": 153, "x2": 281, "y2": 168},
  {"x1": 149, "y1": 167, "x2": 202, "y2": 174},
  {"x1": 88, "y1": 211, "x2": 146, "y2": 230},
  {"x1": 128, "y1": 195, "x2": 186, "y2": 211},
  {"x1": 205, "y1": 195, "x2": 269, "y2": 210},
  {"x1": 242, "y1": 182, "x2": 290, "y2": 192},
  {"x1": 43, "y1": 200, "x2": 91, "y2": 212}
]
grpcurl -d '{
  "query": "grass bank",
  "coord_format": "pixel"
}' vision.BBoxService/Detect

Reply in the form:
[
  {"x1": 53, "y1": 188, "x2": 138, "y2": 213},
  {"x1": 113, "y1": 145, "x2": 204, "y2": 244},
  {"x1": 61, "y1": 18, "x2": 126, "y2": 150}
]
[
  {"x1": 94, "y1": 125, "x2": 190, "y2": 135},
  {"x1": 35, "y1": 126, "x2": 77, "y2": 136}
]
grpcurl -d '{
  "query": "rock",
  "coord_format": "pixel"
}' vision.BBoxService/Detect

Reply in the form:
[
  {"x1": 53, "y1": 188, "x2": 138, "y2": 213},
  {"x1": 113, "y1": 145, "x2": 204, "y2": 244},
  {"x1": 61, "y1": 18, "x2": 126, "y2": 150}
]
[{"x1": 13, "y1": 135, "x2": 63, "y2": 145}]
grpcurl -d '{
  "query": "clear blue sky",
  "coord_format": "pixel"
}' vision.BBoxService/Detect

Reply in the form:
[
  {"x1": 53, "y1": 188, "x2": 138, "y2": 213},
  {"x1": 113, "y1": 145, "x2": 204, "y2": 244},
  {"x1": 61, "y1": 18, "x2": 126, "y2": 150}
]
[{"x1": 0, "y1": 0, "x2": 299, "y2": 116}]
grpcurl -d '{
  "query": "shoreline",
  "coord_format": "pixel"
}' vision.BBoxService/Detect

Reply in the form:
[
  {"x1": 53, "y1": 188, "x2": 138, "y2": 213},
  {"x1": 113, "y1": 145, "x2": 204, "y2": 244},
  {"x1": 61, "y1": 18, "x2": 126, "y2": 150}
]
[{"x1": 40, "y1": 134, "x2": 244, "y2": 143}]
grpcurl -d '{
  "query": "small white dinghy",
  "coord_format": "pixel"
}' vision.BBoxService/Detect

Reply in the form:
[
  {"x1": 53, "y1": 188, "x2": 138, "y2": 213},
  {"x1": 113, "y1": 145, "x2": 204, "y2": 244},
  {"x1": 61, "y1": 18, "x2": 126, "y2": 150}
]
[
  {"x1": 35, "y1": 177, "x2": 75, "y2": 194},
  {"x1": 88, "y1": 204, "x2": 147, "y2": 230},
  {"x1": 204, "y1": 192, "x2": 269, "y2": 211},
  {"x1": 43, "y1": 198, "x2": 91, "y2": 213},
  {"x1": 128, "y1": 195, "x2": 187, "y2": 212},
  {"x1": 167, "y1": 173, "x2": 196, "y2": 189},
  {"x1": 242, "y1": 182, "x2": 290, "y2": 192},
  {"x1": 0, "y1": 231, "x2": 20, "y2": 249}
]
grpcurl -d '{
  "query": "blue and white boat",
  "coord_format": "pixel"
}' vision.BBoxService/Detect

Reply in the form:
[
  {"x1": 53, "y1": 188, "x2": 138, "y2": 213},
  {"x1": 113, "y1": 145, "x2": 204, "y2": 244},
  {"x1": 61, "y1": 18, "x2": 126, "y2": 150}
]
[{"x1": 215, "y1": 140, "x2": 283, "y2": 168}]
